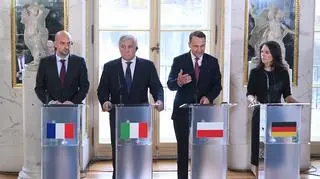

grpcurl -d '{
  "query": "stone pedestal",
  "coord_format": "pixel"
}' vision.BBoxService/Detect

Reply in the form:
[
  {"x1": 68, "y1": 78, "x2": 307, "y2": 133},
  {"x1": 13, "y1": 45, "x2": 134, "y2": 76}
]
[{"x1": 18, "y1": 67, "x2": 42, "y2": 179}]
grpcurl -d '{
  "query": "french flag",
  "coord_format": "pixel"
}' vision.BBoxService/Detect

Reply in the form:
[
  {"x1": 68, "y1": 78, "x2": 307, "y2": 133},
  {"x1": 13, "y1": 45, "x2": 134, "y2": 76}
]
[{"x1": 47, "y1": 122, "x2": 74, "y2": 139}]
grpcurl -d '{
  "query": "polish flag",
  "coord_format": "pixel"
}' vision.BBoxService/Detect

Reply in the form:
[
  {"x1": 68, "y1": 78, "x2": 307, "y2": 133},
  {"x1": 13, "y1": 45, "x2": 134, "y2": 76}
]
[{"x1": 196, "y1": 122, "x2": 224, "y2": 138}]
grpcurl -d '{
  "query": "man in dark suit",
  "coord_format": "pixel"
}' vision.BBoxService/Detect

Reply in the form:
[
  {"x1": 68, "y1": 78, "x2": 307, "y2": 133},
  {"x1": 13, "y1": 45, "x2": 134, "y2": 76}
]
[
  {"x1": 16, "y1": 49, "x2": 33, "y2": 83},
  {"x1": 35, "y1": 30, "x2": 89, "y2": 104},
  {"x1": 167, "y1": 31, "x2": 222, "y2": 179},
  {"x1": 97, "y1": 35, "x2": 164, "y2": 179}
]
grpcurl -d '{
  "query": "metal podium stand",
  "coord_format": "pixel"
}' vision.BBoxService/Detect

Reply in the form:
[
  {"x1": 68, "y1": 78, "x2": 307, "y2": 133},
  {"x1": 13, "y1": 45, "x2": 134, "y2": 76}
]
[
  {"x1": 184, "y1": 103, "x2": 234, "y2": 179},
  {"x1": 257, "y1": 103, "x2": 308, "y2": 179},
  {"x1": 115, "y1": 104, "x2": 152, "y2": 179},
  {"x1": 41, "y1": 104, "x2": 81, "y2": 179}
]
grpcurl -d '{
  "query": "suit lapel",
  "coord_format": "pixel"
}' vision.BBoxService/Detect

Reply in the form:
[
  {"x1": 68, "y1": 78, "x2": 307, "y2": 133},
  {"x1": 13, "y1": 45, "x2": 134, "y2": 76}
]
[
  {"x1": 186, "y1": 54, "x2": 197, "y2": 87},
  {"x1": 197, "y1": 55, "x2": 207, "y2": 85},
  {"x1": 130, "y1": 58, "x2": 141, "y2": 94},
  {"x1": 63, "y1": 55, "x2": 74, "y2": 87},
  {"x1": 116, "y1": 58, "x2": 127, "y2": 95},
  {"x1": 50, "y1": 55, "x2": 60, "y2": 84}
]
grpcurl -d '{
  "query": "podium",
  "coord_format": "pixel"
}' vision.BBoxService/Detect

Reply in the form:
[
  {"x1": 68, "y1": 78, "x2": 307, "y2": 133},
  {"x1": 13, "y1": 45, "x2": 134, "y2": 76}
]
[
  {"x1": 41, "y1": 104, "x2": 81, "y2": 179},
  {"x1": 184, "y1": 103, "x2": 234, "y2": 179},
  {"x1": 115, "y1": 104, "x2": 153, "y2": 179},
  {"x1": 257, "y1": 103, "x2": 308, "y2": 179}
]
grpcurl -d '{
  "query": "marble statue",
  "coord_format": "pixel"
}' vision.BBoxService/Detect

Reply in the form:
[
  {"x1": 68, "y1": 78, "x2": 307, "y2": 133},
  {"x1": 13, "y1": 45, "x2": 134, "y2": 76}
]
[
  {"x1": 21, "y1": 3, "x2": 49, "y2": 65},
  {"x1": 249, "y1": 7, "x2": 295, "y2": 69}
]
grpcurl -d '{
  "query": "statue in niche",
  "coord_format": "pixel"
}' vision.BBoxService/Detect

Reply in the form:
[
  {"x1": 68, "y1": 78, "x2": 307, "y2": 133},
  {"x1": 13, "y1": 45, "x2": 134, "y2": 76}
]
[
  {"x1": 21, "y1": 3, "x2": 49, "y2": 66},
  {"x1": 249, "y1": 7, "x2": 295, "y2": 70}
]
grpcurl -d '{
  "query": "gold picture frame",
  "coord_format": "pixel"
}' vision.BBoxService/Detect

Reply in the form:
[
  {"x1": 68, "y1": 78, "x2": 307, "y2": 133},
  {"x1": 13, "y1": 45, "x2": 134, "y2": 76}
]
[
  {"x1": 11, "y1": 0, "x2": 69, "y2": 88},
  {"x1": 243, "y1": 0, "x2": 300, "y2": 85}
]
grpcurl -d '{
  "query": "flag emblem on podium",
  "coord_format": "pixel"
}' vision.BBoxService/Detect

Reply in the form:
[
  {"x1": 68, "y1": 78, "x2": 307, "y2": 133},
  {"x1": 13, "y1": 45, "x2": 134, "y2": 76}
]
[
  {"x1": 271, "y1": 122, "x2": 297, "y2": 137},
  {"x1": 120, "y1": 122, "x2": 148, "y2": 140},
  {"x1": 47, "y1": 122, "x2": 75, "y2": 139},
  {"x1": 196, "y1": 122, "x2": 224, "y2": 138}
]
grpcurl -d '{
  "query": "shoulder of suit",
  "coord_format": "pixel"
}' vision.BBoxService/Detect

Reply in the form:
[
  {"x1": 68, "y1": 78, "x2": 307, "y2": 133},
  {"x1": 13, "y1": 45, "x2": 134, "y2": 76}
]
[
  {"x1": 40, "y1": 55, "x2": 54, "y2": 63},
  {"x1": 203, "y1": 53, "x2": 218, "y2": 61},
  {"x1": 69, "y1": 54, "x2": 84, "y2": 60},
  {"x1": 137, "y1": 57, "x2": 153, "y2": 65},
  {"x1": 104, "y1": 58, "x2": 121, "y2": 66},
  {"x1": 174, "y1": 52, "x2": 189, "y2": 60}
]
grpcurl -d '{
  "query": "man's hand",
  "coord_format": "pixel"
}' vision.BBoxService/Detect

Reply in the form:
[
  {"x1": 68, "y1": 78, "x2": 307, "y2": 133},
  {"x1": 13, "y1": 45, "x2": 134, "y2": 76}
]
[
  {"x1": 177, "y1": 69, "x2": 192, "y2": 87},
  {"x1": 200, "y1": 96, "x2": 210, "y2": 104},
  {"x1": 102, "y1": 101, "x2": 112, "y2": 112},
  {"x1": 247, "y1": 95, "x2": 259, "y2": 106},
  {"x1": 48, "y1": 100, "x2": 62, "y2": 105},
  {"x1": 63, "y1": 101, "x2": 74, "y2": 105},
  {"x1": 155, "y1": 100, "x2": 164, "y2": 112}
]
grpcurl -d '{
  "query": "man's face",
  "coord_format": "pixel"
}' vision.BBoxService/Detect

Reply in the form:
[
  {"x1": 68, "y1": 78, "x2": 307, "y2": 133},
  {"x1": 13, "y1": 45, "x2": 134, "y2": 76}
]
[
  {"x1": 119, "y1": 39, "x2": 136, "y2": 61},
  {"x1": 189, "y1": 36, "x2": 206, "y2": 58},
  {"x1": 55, "y1": 34, "x2": 72, "y2": 57}
]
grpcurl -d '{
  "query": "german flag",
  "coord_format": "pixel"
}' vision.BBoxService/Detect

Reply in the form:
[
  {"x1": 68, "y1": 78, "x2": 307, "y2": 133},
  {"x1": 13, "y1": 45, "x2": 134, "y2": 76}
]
[{"x1": 271, "y1": 122, "x2": 297, "y2": 137}]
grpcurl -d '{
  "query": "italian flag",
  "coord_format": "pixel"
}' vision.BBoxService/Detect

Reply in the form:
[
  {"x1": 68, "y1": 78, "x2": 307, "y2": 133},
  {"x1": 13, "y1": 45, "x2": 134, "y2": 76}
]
[
  {"x1": 120, "y1": 122, "x2": 148, "y2": 140},
  {"x1": 196, "y1": 122, "x2": 224, "y2": 138}
]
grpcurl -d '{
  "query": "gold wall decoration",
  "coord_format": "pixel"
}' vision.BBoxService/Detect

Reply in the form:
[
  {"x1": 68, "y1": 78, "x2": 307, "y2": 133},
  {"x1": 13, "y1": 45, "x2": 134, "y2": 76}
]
[
  {"x1": 11, "y1": 0, "x2": 69, "y2": 87},
  {"x1": 243, "y1": 0, "x2": 300, "y2": 85}
]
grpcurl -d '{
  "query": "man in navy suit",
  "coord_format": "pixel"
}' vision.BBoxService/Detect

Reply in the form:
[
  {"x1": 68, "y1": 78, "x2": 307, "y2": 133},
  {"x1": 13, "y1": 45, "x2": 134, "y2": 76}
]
[
  {"x1": 97, "y1": 35, "x2": 164, "y2": 179},
  {"x1": 35, "y1": 31, "x2": 89, "y2": 104},
  {"x1": 167, "y1": 31, "x2": 222, "y2": 179}
]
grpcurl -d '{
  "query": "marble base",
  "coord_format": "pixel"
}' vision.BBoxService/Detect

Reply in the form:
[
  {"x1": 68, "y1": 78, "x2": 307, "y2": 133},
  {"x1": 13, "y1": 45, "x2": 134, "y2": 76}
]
[
  {"x1": 18, "y1": 167, "x2": 40, "y2": 179},
  {"x1": 18, "y1": 69, "x2": 42, "y2": 179},
  {"x1": 228, "y1": 143, "x2": 251, "y2": 170}
]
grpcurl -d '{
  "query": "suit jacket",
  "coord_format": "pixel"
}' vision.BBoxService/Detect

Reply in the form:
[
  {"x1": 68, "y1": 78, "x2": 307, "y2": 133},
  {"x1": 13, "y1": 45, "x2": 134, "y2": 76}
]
[
  {"x1": 97, "y1": 57, "x2": 164, "y2": 107},
  {"x1": 34, "y1": 54, "x2": 90, "y2": 104},
  {"x1": 167, "y1": 52, "x2": 222, "y2": 120},
  {"x1": 16, "y1": 53, "x2": 33, "y2": 83}
]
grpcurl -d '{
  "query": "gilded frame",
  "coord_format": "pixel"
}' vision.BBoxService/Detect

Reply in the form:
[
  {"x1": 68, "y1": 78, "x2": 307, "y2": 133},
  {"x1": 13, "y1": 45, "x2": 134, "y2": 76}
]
[
  {"x1": 243, "y1": 0, "x2": 300, "y2": 85},
  {"x1": 11, "y1": 0, "x2": 69, "y2": 87}
]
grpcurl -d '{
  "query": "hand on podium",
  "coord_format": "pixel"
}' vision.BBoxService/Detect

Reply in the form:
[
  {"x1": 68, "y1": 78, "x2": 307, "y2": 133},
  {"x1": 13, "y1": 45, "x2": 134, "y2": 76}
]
[
  {"x1": 48, "y1": 100, "x2": 62, "y2": 105},
  {"x1": 63, "y1": 101, "x2": 74, "y2": 104},
  {"x1": 102, "y1": 101, "x2": 112, "y2": 112},
  {"x1": 247, "y1": 95, "x2": 259, "y2": 106},
  {"x1": 154, "y1": 100, "x2": 164, "y2": 112},
  {"x1": 199, "y1": 96, "x2": 210, "y2": 104}
]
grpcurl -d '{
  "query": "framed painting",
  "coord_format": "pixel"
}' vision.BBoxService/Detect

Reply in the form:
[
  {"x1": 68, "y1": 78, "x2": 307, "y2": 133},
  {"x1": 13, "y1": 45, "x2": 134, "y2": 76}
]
[
  {"x1": 11, "y1": 0, "x2": 68, "y2": 87},
  {"x1": 243, "y1": 0, "x2": 300, "y2": 85}
]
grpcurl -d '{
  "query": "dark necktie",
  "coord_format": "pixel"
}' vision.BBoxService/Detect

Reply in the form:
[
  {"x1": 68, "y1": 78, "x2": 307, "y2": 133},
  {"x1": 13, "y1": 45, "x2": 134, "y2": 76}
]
[
  {"x1": 195, "y1": 57, "x2": 200, "y2": 81},
  {"x1": 60, "y1": 59, "x2": 66, "y2": 87},
  {"x1": 125, "y1": 62, "x2": 132, "y2": 93}
]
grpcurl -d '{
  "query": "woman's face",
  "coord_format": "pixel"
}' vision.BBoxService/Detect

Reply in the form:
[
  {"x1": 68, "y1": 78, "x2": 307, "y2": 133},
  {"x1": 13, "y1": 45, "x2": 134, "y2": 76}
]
[{"x1": 260, "y1": 44, "x2": 273, "y2": 67}]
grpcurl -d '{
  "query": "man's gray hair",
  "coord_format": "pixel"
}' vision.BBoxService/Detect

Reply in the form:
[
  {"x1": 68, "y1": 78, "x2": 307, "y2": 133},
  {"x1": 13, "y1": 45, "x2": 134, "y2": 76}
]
[{"x1": 118, "y1": 35, "x2": 138, "y2": 48}]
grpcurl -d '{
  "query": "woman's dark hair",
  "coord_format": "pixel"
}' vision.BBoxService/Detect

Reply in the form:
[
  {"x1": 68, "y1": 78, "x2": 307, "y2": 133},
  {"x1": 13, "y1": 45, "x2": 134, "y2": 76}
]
[{"x1": 256, "y1": 41, "x2": 287, "y2": 71}]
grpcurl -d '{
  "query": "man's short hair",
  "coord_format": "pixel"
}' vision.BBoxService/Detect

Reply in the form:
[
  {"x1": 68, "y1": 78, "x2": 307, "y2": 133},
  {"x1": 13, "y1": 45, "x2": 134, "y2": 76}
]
[{"x1": 189, "y1": 31, "x2": 206, "y2": 42}]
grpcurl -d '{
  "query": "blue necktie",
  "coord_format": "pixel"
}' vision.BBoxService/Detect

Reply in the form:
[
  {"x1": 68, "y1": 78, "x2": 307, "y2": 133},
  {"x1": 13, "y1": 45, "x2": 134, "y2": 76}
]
[{"x1": 125, "y1": 62, "x2": 132, "y2": 93}]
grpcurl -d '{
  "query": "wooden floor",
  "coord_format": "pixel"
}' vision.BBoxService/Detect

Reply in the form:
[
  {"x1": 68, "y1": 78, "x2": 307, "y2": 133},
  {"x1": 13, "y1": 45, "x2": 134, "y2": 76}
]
[{"x1": 1, "y1": 159, "x2": 320, "y2": 179}]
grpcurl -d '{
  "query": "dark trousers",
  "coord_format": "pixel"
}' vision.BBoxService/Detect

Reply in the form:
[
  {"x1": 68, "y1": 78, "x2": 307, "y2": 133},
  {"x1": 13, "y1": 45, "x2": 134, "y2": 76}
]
[
  {"x1": 251, "y1": 107, "x2": 260, "y2": 166},
  {"x1": 109, "y1": 111, "x2": 116, "y2": 179},
  {"x1": 173, "y1": 118, "x2": 190, "y2": 179}
]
